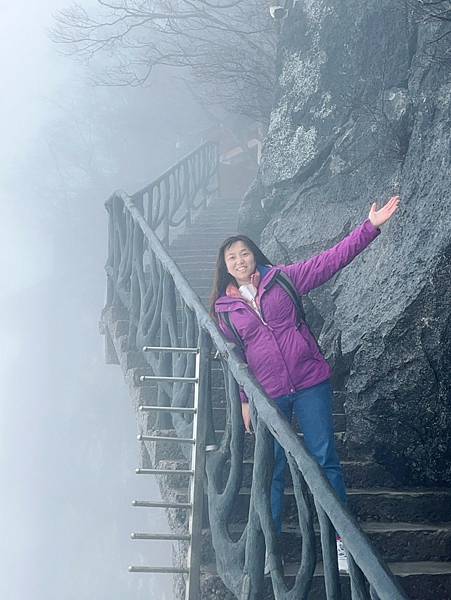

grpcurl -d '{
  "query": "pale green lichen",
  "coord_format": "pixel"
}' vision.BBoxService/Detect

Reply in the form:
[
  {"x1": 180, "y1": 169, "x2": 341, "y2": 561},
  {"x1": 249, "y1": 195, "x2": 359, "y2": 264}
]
[
  {"x1": 292, "y1": 124, "x2": 318, "y2": 164},
  {"x1": 266, "y1": 103, "x2": 288, "y2": 143},
  {"x1": 260, "y1": 0, "x2": 336, "y2": 185},
  {"x1": 329, "y1": 154, "x2": 347, "y2": 174},
  {"x1": 384, "y1": 87, "x2": 408, "y2": 122},
  {"x1": 311, "y1": 91, "x2": 335, "y2": 119},
  {"x1": 302, "y1": 0, "x2": 333, "y2": 25},
  {"x1": 278, "y1": 52, "x2": 324, "y2": 112},
  {"x1": 262, "y1": 109, "x2": 318, "y2": 185}
]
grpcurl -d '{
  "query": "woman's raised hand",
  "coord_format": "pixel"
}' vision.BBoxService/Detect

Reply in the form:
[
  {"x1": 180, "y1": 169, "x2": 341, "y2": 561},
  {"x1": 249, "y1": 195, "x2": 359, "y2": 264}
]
[{"x1": 369, "y1": 195, "x2": 400, "y2": 228}]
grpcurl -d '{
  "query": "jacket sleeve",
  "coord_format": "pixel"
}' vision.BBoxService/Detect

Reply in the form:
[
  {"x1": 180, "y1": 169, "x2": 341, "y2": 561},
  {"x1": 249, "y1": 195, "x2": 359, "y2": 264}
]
[
  {"x1": 217, "y1": 312, "x2": 249, "y2": 404},
  {"x1": 218, "y1": 317, "x2": 249, "y2": 404},
  {"x1": 239, "y1": 388, "x2": 249, "y2": 404},
  {"x1": 283, "y1": 218, "x2": 381, "y2": 295}
]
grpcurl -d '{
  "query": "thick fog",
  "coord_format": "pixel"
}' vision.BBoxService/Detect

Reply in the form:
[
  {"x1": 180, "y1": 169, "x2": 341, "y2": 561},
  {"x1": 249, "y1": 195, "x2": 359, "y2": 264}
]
[{"x1": 1, "y1": 2, "x2": 214, "y2": 599}]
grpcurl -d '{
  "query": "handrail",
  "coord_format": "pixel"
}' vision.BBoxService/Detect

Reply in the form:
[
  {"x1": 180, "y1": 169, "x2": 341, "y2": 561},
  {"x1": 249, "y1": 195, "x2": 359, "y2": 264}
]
[
  {"x1": 130, "y1": 140, "x2": 219, "y2": 246},
  {"x1": 101, "y1": 176, "x2": 409, "y2": 598}
]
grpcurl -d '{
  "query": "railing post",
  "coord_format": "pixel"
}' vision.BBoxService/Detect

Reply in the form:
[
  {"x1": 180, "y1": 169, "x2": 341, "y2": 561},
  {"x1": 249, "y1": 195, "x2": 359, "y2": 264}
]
[
  {"x1": 213, "y1": 142, "x2": 220, "y2": 208},
  {"x1": 185, "y1": 161, "x2": 192, "y2": 227},
  {"x1": 128, "y1": 220, "x2": 143, "y2": 352},
  {"x1": 163, "y1": 206, "x2": 170, "y2": 247},
  {"x1": 185, "y1": 329, "x2": 210, "y2": 600},
  {"x1": 156, "y1": 272, "x2": 175, "y2": 429},
  {"x1": 104, "y1": 197, "x2": 115, "y2": 309},
  {"x1": 315, "y1": 503, "x2": 342, "y2": 600}
]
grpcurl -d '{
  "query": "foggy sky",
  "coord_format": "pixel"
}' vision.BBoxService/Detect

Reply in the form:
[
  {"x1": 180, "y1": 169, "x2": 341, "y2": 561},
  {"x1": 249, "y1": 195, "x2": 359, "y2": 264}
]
[{"x1": 0, "y1": 2, "x2": 210, "y2": 598}]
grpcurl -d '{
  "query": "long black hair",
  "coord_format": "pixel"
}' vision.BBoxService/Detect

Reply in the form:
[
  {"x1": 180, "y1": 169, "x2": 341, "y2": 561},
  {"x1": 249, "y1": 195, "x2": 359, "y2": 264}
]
[{"x1": 209, "y1": 234, "x2": 273, "y2": 317}]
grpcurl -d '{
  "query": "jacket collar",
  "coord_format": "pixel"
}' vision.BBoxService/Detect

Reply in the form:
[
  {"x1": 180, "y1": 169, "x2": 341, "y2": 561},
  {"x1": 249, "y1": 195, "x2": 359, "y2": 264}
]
[
  {"x1": 215, "y1": 264, "x2": 280, "y2": 312},
  {"x1": 257, "y1": 263, "x2": 279, "y2": 290},
  {"x1": 225, "y1": 269, "x2": 262, "y2": 298}
]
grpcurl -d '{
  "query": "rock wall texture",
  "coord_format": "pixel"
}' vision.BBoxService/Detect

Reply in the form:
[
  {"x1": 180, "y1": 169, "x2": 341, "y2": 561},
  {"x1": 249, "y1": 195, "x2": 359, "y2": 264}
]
[{"x1": 239, "y1": 0, "x2": 451, "y2": 485}]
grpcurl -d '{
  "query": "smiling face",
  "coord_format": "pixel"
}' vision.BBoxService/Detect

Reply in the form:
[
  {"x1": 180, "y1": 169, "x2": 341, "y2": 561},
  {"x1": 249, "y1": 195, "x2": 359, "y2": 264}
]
[{"x1": 224, "y1": 241, "x2": 257, "y2": 286}]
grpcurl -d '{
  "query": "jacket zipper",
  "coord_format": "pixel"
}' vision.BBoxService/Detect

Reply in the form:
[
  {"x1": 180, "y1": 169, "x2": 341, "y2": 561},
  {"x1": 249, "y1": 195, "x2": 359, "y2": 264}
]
[
  {"x1": 238, "y1": 298, "x2": 270, "y2": 327},
  {"x1": 228, "y1": 281, "x2": 298, "y2": 392},
  {"x1": 259, "y1": 287, "x2": 297, "y2": 392}
]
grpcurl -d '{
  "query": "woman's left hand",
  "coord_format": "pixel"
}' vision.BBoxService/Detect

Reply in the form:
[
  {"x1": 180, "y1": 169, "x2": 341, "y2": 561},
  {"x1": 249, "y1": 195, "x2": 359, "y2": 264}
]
[{"x1": 369, "y1": 195, "x2": 400, "y2": 228}]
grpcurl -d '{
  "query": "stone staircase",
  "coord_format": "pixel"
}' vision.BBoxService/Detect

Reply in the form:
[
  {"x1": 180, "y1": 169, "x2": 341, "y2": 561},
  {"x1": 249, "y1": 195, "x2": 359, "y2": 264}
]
[{"x1": 132, "y1": 196, "x2": 451, "y2": 599}]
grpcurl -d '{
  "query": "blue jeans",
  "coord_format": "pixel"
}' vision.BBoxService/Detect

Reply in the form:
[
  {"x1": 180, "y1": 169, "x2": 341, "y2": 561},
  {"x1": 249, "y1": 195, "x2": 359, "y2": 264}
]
[{"x1": 271, "y1": 379, "x2": 347, "y2": 536}]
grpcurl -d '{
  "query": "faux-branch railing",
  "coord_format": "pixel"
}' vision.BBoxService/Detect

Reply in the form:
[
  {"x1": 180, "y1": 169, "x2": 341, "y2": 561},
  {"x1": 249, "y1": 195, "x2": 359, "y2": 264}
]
[{"x1": 100, "y1": 141, "x2": 408, "y2": 600}]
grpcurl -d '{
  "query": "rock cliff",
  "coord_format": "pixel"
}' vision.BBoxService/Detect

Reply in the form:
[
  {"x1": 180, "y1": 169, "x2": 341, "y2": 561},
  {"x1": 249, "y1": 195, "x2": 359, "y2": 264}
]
[{"x1": 239, "y1": 0, "x2": 451, "y2": 485}]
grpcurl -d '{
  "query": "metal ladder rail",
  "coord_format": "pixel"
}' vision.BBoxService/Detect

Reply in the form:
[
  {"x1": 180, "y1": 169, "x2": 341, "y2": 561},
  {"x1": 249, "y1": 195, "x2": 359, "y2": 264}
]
[{"x1": 128, "y1": 342, "x2": 208, "y2": 600}]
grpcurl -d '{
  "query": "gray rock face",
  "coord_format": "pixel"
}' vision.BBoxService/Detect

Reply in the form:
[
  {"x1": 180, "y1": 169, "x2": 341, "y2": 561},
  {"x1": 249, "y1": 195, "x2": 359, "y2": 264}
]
[{"x1": 239, "y1": 1, "x2": 451, "y2": 484}]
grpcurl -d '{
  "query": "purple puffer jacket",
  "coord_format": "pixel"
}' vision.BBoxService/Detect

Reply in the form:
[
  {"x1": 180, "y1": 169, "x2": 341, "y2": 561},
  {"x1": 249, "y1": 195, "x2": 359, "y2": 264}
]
[{"x1": 215, "y1": 219, "x2": 381, "y2": 402}]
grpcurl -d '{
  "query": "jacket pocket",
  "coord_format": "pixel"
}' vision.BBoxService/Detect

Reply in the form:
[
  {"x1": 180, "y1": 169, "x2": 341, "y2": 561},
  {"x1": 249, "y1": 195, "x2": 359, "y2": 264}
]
[{"x1": 299, "y1": 324, "x2": 323, "y2": 361}]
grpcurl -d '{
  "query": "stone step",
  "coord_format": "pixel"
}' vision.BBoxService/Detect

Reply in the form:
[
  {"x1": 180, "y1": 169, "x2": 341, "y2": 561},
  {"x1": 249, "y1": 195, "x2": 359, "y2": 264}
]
[
  {"x1": 194, "y1": 203, "x2": 240, "y2": 210},
  {"x1": 170, "y1": 253, "x2": 217, "y2": 262},
  {"x1": 144, "y1": 269, "x2": 215, "y2": 289},
  {"x1": 209, "y1": 383, "x2": 345, "y2": 413},
  {"x1": 213, "y1": 456, "x2": 395, "y2": 490},
  {"x1": 190, "y1": 225, "x2": 237, "y2": 235},
  {"x1": 204, "y1": 197, "x2": 242, "y2": 204},
  {"x1": 190, "y1": 213, "x2": 240, "y2": 222},
  {"x1": 175, "y1": 265, "x2": 217, "y2": 275},
  {"x1": 149, "y1": 434, "x2": 357, "y2": 479},
  {"x1": 201, "y1": 522, "x2": 451, "y2": 564},
  {"x1": 200, "y1": 199, "x2": 242, "y2": 208},
  {"x1": 178, "y1": 227, "x2": 235, "y2": 235},
  {"x1": 386, "y1": 561, "x2": 451, "y2": 600},
  {"x1": 169, "y1": 241, "x2": 219, "y2": 250},
  {"x1": 211, "y1": 405, "x2": 346, "y2": 432},
  {"x1": 187, "y1": 235, "x2": 235, "y2": 243},
  {"x1": 231, "y1": 458, "x2": 397, "y2": 489},
  {"x1": 175, "y1": 263, "x2": 217, "y2": 274},
  {"x1": 359, "y1": 522, "x2": 451, "y2": 563},
  {"x1": 153, "y1": 450, "x2": 397, "y2": 492},
  {"x1": 148, "y1": 429, "x2": 358, "y2": 464},
  {"x1": 201, "y1": 202, "x2": 242, "y2": 209},
  {"x1": 173, "y1": 265, "x2": 216, "y2": 278},
  {"x1": 183, "y1": 228, "x2": 235, "y2": 235},
  {"x1": 170, "y1": 234, "x2": 224, "y2": 244},
  {"x1": 174, "y1": 222, "x2": 237, "y2": 233},
  {"x1": 233, "y1": 488, "x2": 451, "y2": 525},
  {"x1": 200, "y1": 561, "x2": 451, "y2": 600},
  {"x1": 185, "y1": 227, "x2": 237, "y2": 235},
  {"x1": 214, "y1": 430, "x2": 356, "y2": 460},
  {"x1": 184, "y1": 219, "x2": 235, "y2": 228},
  {"x1": 173, "y1": 223, "x2": 238, "y2": 235},
  {"x1": 180, "y1": 282, "x2": 216, "y2": 293},
  {"x1": 153, "y1": 453, "x2": 396, "y2": 492},
  {"x1": 196, "y1": 205, "x2": 241, "y2": 214},
  {"x1": 195, "y1": 205, "x2": 241, "y2": 213},
  {"x1": 176, "y1": 275, "x2": 216, "y2": 288},
  {"x1": 180, "y1": 286, "x2": 213, "y2": 296},
  {"x1": 169, "y1": 246, "x2": 219, "y2": 256},
  {"x1": 190, "y1": 223, "x2": 238, "y2": 232},
  {"x1": 208, "y1": 384, "x2": 347, "y2": 413},
  {"x1": 191, "y1": 217, "x2": 238, "y2": 224}
]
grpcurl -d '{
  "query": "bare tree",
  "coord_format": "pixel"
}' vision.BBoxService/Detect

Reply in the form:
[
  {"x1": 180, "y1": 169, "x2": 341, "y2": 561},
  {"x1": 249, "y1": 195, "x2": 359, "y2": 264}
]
[{"x1": 51, "y1": 0, "x2": 278, "y2": 124}]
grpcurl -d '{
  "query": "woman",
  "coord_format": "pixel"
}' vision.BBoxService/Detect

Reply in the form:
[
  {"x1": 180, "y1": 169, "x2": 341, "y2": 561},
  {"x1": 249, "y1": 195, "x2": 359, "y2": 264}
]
[{"x1": 210, "y1": 196, "x2": 400, "y2": 572}]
